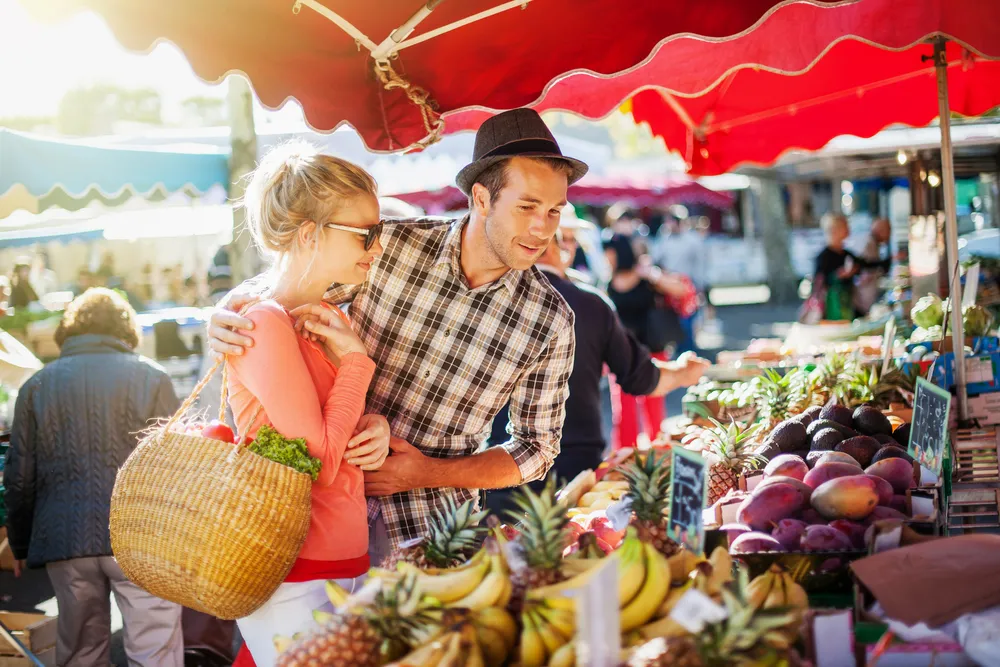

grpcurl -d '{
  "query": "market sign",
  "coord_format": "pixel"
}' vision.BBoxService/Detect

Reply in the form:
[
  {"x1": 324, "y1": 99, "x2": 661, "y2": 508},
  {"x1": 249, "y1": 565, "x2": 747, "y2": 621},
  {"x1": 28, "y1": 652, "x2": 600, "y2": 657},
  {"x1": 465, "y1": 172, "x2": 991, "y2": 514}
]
[
  {"x1": 667, "y1": 446, "x2": 707, "y2": 555},
  {"x1": 907, "y1": 377, "x2": 952, "y2": 476}
]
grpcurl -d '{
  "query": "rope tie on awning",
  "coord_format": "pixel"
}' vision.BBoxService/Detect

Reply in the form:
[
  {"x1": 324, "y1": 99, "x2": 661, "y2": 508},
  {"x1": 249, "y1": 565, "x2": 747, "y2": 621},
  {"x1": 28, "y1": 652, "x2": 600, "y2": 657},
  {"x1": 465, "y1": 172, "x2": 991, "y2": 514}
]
[{"x1": 374, "y1": 59, "x2": 444, "y2": 151}]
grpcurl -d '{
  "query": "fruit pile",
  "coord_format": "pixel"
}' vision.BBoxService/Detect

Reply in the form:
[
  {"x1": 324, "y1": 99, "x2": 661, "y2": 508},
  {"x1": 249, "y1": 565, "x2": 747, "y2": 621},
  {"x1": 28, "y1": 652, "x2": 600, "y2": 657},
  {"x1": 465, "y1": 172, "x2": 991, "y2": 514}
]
[
  {"x1": 724, "y1": 402, "x2": 918, "y2": 555},
  {"x1": 910, "y1": 292, "x2": 994, "y2": 340}
]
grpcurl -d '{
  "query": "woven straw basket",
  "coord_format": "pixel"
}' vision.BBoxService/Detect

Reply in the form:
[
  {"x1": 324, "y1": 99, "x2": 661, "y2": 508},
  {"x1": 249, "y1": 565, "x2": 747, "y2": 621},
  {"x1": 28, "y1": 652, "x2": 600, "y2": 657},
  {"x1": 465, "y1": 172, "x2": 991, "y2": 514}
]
[{"x1": 110, "y1": 358, "x2": 312, "y2": 619}]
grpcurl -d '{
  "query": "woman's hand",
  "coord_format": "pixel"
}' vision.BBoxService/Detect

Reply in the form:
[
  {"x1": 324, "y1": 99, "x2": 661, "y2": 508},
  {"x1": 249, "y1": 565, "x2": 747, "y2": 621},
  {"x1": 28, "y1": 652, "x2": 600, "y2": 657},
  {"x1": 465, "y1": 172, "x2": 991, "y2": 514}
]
[
  {"x1": 290, "y1": 304, "x2": 366, "y2": 364},
  {"x1": 345, "y1": 414, "x2": 390, "y2": 470},
  {"x1": 206, "y1": 287, "x2": 260, "y2": 356}
]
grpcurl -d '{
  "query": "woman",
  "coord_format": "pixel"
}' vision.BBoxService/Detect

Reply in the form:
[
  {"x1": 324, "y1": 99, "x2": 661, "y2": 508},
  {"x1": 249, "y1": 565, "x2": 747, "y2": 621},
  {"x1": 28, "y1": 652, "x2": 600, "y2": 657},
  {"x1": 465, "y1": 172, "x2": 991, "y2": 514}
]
[
  {"x1": 604, "y1": 234, "x2": 693, "y2": 449},
  {"x1": 224, "y1": 142, "x2": 389, "y2": 667},
  {"x1": 4, "y1": 288, "x2": 184, "y2": 667}
]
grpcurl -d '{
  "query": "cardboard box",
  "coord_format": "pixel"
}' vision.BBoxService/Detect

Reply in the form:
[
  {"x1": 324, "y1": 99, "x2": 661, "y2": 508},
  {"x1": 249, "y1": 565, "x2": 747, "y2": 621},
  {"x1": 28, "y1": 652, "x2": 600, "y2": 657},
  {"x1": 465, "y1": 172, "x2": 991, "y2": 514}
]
[{"x1": 0, "y1": 613, "x2": 57, "y2": 656}]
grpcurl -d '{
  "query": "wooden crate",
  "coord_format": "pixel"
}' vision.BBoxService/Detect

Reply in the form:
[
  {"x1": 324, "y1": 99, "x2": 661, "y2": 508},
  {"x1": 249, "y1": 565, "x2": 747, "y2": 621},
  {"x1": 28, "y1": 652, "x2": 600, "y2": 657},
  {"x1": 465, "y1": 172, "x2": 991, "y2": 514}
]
[
  {"x1": 946, "y1": 487, "x2": 1000, "y2": 534},
  {"x1": 0, "y1": 647, "x2": 55, "y2": 667},
  {"x1": 0, "y1": 613, "x2": 57, "y2": 656},
  {"x1": 950, "y1": 426, "x2": 1000, "y2": 485}
]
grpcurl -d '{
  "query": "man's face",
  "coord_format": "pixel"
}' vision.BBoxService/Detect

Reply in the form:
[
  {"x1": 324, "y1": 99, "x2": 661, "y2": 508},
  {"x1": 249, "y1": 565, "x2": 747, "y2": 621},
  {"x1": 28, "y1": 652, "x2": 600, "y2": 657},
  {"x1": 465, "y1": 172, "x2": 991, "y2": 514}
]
[{"x1": 481, "y1": 157, "x2": 569, "y2": 271}]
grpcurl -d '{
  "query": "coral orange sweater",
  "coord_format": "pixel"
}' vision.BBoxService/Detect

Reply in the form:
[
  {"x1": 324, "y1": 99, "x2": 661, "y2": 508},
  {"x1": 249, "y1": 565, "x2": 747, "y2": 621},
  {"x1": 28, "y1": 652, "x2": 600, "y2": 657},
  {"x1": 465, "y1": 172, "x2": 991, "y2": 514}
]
[{"x1": 226, "y1": 300, "x2": 374, "y2": 567}]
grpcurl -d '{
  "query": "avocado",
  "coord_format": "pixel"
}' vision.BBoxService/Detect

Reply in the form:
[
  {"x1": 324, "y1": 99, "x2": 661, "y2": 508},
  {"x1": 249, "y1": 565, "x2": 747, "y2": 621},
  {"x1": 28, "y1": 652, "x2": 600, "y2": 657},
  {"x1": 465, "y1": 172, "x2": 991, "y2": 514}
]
[
  {"x1": 871, "y1": 445, "x2": 915, "y2": 464},
  {"x1": 810, "y1": 427, "x2": 846, "y2": 452},
  {"x1": 789, "y1": 413, "x2": 812, "y2": 428},
  {"x1": 789, "y1": 449, "x2": 810, "y2": 462},
  {"x1": 873, "y1": 433, "x2": 899, "y2": 447},
  {"x1": 767, "y1": 420, "x2": 809, "y2": 453},
  {"x1": 806, "y1": 419, "x2": 858, "y2": 440},
  {"x1": 819, "y1": 404, "x2": 855, "y2": 427},
  {"x1": 852, "y1": 405, "x2": 892, "y2": 436},
  {"x1": 803, "y1": 405, "x2": 823, "y2": 422},
  {"x1": 755, "y1": 441, "x2": 781, "y2": 461},
  {"x1": 806, "y1": 450, "x2": 828, "y2": 468},
  {"x1": 835, "y1": 435, "x2": 882, "y2": 468},
  {"x1": 893, "y1": 423, "x2": 912, "y2": 447}
]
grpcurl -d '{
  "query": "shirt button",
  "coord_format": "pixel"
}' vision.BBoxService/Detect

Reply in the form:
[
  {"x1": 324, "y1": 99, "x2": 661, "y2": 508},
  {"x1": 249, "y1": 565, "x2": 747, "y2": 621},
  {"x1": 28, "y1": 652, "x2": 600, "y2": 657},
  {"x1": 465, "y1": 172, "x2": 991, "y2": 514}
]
[
  {"x1": 423, "y1": 370, "x2": 431, "y2": 379},
  {"x1": 445, "y1": 328, "x2": 452, "y2": 336}
]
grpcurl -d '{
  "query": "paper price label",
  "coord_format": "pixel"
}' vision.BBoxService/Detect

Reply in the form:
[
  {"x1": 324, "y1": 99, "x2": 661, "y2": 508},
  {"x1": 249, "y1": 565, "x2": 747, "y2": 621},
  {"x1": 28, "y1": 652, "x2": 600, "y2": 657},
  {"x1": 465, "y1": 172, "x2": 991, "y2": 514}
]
[{"x1": 669, "y1": 588, "x2": 728, "y2": 634}]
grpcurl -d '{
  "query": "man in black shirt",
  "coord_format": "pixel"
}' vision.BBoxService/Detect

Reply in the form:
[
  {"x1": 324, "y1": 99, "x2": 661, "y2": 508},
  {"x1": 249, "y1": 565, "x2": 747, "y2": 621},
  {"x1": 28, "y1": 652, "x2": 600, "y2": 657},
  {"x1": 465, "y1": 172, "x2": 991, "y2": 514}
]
[{"x1": 487, "y1": 219, "x2": 709, "y2": 513}]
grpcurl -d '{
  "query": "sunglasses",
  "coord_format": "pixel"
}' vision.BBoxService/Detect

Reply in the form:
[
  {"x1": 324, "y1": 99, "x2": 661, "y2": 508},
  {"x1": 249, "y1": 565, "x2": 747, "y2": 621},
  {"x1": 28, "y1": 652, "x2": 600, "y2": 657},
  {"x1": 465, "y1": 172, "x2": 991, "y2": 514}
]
[{"x1": 323, "y1": 221, "x2": 384, "y2": 251}]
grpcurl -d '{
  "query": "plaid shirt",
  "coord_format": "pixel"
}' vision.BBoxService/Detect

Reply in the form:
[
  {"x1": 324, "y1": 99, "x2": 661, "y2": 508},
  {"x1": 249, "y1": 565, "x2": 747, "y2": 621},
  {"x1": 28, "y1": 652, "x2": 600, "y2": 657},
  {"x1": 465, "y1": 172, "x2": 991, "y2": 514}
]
[{"x1": 324, "y1": 217, "x2": 575, "y2": 547}]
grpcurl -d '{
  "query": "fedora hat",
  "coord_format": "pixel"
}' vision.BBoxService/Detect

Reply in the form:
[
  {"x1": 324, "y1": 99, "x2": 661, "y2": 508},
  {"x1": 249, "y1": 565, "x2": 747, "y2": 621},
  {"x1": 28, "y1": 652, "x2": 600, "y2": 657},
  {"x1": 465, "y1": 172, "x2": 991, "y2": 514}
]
[{"x1": 456, "y1": 108, "x2": 588, "y2": 195}]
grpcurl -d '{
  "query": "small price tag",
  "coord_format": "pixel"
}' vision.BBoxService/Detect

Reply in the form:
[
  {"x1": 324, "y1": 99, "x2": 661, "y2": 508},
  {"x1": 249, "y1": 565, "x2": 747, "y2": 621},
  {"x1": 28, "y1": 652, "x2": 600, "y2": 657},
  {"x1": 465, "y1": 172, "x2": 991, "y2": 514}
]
[
  {"x1": 963, "y1": 263, "x2": 980, "y2": 308},
  {"x1": 668, "y1": 447, "x2": 708, "y2": 555},
  {"x1": 606, "y1": 496, "x2": 633, "y2": 532},
  {"x1": 881, "y1": 317, "x2": 896, "y2": 378},
  {"x1": 669, "y1": 588, "x2": 728, "y2": 634},
  {"x1": 575, "y1": 555, "x2": 621, "y2": 667}
]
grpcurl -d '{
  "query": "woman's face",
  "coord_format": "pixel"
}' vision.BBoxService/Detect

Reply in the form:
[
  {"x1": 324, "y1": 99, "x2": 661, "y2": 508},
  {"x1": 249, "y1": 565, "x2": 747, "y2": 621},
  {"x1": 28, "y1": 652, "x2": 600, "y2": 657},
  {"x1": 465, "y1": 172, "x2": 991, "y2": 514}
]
[{"x1": 302, "y1": 194, "x2": 383, "y2": 287}]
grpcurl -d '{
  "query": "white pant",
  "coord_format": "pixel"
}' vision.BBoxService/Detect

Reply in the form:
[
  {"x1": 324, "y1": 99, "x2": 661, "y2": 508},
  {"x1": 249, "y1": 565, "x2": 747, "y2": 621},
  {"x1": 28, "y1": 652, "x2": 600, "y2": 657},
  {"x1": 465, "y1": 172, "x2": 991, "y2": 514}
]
[{"x1": 237, "y1": 576, "x2": 364, "y2": 667}]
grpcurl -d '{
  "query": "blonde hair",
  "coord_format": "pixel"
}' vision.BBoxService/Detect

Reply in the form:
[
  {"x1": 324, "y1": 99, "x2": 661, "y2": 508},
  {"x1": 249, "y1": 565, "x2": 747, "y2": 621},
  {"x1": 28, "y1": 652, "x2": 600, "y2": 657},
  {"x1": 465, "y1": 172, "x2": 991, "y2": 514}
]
[{"x1": 241, "y1": 141, "x2": 378, "y2": 257}]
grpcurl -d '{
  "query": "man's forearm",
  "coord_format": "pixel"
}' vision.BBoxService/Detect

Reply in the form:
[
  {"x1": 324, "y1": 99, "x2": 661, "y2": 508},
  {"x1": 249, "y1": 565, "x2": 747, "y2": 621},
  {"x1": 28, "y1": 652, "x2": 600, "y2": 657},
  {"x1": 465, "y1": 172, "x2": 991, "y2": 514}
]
[
  {"x1": 423, "y1": 447, "x2": 525, "y2": 490},
  {"x1": 649, "y1": 363, "x2": 679, "y2": 397}
]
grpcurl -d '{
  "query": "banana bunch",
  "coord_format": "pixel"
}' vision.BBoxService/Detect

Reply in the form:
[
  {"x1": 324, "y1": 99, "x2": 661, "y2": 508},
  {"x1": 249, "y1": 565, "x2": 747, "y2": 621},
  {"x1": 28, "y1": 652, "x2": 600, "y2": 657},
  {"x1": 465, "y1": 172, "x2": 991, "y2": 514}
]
[
  {"x1": 370, "y1": 544, "x2": 513, "y2": 611},
  {"x1": 746, "y1": 564, "x2": 809, "y2": 614},
  {"x1": 518, "y1": 601, "x2": 576, "y2": 667},
  {"x1": 571, "y1": 479, "x2": 630, "y2": 513},
  {"x1": 388, "y1": 607, "x2": 517, "y2": 667}
]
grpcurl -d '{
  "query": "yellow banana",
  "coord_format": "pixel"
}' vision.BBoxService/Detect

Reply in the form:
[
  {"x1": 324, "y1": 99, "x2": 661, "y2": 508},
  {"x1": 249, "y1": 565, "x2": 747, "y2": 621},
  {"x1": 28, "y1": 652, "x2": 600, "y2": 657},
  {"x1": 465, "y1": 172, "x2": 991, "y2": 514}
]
[
  {"x1": 494, "y1": 575, "x2": 513, "y2": 609},
  {"x1": 531, "y1": 609, "x2": 569, "y2": 656},
  {"x1": 475, "y1": 625, "x2": 509, "y2": 667},
  {"x1": 527, "y1": 550, "x2": 621, "y2": 608},
  {"x1": 536, "y1": 605, "x2": 575, "y2": 641},
  {"x1": 436, "y1": 632, "x2": 466, "y2": 667},
  {"x1": 475, "y1": 607, "x2": 519, "y2": 651},
  {"x1": 617, "y1": 534, "x2": 648, "y2": 608},
  {"x1": 667, "y1": 549, "x2": 706, "y2": 582},
  {"x1": 591, "y1": 480, "x2": 629, "y2": 493},
  {"x1": 548, "y1": 642, "x2": 576, "y2": 667},
  {"x1": 465, "y1": 640, "x2": 487, "y2": 667},
  {"x1": 704, "y1": 547, "x2": 733, "y2": 596},
  {"x1": 655, "y1": 580, "x2": 693, "y2": 618},
  {"x1": 272, "y1": 635, "x2": 293, "y2": 654},
  {"x1": 561, "y1": 558, "x2": 603, "y2": 577},
  {"x1": 519, "y1": 613, "x2": 549, "y2": 667},
  {"x1": 578, "y1": 490, "x2": 613, "y2": 508},
  {"x1": 389, "y1": 636, "x2": 449, "y2": 667},
  {"x1": 636, "y1": 615, "x2": 690, "y2": 641},
  {"x1": 397, "y1": 557, "x2": 490, "y2": 603},
  {"x1": 619, "y1": 543, "x2": 672, "y2": 632},
  {"x1": 449, "y1": 554, "x2": 506, "y2": 611},
  {"x1": 312, "y1": 610, "x2": 335, "y2": 625}
]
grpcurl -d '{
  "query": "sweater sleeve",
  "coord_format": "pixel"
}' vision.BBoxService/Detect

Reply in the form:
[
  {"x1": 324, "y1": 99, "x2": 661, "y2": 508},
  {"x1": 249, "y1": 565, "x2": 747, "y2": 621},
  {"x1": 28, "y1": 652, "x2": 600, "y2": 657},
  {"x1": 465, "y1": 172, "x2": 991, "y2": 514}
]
[{"x1": 228, "y1": 302, "x2": 376, "y2": 487}]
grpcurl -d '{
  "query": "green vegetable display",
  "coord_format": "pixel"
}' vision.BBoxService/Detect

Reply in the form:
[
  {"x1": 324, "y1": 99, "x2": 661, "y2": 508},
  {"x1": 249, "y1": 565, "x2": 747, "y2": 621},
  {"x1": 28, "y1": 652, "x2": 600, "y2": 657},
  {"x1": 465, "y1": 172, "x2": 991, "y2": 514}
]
[
  {"x1": 248, "y1": 425, "x2": 322, "y2": 480},
  {"x1": 910, "y1": 293, "x2": 943, "y2": 329}
]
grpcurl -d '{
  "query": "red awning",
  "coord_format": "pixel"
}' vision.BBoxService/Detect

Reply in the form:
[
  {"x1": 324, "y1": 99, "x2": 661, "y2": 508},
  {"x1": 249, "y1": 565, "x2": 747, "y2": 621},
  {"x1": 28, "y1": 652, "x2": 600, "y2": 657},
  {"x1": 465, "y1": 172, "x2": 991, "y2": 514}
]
[
  {"x1": 21, "y1": 0, "x2": 839, "y2": 151},
  {"x1": 395, "y1": 174, "x2": 735, "y2": 213}
]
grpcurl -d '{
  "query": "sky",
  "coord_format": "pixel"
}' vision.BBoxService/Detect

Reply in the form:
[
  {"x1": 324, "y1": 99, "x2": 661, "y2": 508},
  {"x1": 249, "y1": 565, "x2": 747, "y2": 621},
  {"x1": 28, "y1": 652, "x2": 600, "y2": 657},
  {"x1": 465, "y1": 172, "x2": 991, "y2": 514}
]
[{"x1": 0, "y1": 0, "x2": 304, "y2": 125}]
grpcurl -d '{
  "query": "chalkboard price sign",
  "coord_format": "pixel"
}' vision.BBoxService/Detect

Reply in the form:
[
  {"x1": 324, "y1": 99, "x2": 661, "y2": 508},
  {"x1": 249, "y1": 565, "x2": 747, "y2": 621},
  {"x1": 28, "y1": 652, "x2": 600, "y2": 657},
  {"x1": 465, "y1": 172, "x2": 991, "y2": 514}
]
[
  {"x1": 668, "y1": 446, "x2": 707, "y2": 555},
  {"x1": 907, "y1": 377, "x2": 952, "y2": 476}
]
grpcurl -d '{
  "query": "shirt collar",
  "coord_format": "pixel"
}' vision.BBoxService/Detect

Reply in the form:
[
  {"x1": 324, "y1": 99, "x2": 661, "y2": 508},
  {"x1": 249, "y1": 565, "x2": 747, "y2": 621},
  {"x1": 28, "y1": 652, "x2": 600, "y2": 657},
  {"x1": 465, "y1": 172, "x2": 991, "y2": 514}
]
[{"x1": 434, "y1": 216, "x2": 522, "y2": 295}]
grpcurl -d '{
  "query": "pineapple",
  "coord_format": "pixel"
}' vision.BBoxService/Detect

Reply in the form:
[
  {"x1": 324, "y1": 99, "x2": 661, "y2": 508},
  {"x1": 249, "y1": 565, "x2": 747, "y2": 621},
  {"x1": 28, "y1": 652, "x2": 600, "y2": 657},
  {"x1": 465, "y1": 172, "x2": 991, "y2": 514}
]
[
  {"x1": 277, "y1": 576, "x2": 438, "y2": 667},
  {"x1": 505, "y1": 477, "x2": 571, "y2": 594},
  {"x1": 627, "y1": 566, "x2": 802, "y2": 667},
  {"x1": 784, "y1": 368, "x2": 816, "y2": 414},
  {"x1": 755, "y1": 370, "x2": 797, "y2": 429},
  {"x1": 810, "y1": 354, "x2": 848, "y2": 405},
  {"x1": 381, "y1": 496, "x2": 488, "y2": 570},
  {"x1": 621, "y1": 450, "x2": 679, "y2": 557},
  {"x1": 704, "y1": 419, "x2": 765, "y2": 505}
]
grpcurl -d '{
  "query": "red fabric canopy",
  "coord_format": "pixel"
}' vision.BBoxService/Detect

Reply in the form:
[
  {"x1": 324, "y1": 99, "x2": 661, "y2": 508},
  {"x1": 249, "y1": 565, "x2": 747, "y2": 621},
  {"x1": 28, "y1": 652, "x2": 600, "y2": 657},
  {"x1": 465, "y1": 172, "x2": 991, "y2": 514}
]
[
  {"x1": 395, "y1": 175, "x2": 735, "y2": 213},
  {"x1": 629, "y1": 39, "x2": 1000, "y2": 175},
  {"x1": 20, "y1": 0, "x2": 826, "y2": 152}
]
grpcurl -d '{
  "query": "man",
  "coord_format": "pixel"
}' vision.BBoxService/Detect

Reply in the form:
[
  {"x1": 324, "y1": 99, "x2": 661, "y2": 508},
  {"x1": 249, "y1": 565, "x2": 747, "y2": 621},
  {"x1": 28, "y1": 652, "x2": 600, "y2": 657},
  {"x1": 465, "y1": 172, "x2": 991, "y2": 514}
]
[
  {"x1": 208, "y1": 109, "x2": 584, "y2": 561},
  {"x1": 488, "y1": 214, "x2": 709, "y2": 514}
]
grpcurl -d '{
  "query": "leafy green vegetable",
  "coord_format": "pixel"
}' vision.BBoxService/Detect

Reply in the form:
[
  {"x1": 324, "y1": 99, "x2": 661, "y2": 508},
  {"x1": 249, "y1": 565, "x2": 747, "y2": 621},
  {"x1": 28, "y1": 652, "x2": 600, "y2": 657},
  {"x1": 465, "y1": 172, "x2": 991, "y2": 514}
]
[{"x1": 248, "y1": 425, "x2": 322, "y2": 480}]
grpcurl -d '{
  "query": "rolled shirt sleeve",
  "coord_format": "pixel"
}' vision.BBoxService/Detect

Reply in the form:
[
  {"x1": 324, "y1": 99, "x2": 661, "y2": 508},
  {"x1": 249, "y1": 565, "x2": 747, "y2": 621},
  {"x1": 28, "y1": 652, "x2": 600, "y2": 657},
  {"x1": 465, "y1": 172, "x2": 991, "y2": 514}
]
[{"x1": 500, "y1": 315, "x2": 576, "y2": 483}]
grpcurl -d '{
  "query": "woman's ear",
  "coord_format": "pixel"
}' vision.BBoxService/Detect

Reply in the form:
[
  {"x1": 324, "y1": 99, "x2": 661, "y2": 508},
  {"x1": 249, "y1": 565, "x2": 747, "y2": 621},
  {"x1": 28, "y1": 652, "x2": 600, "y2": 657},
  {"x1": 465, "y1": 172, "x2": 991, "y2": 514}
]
[{"x1": 297, "y1": 220, "x2": 319, "y2": 247}]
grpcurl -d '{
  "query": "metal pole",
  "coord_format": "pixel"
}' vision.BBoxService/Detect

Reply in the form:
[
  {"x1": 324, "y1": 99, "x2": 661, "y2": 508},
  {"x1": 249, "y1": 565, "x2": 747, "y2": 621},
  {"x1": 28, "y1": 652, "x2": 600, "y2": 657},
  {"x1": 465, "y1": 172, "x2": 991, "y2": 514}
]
[{"x1": 933, "y1": 37, "x2": 969, "y2": 422}]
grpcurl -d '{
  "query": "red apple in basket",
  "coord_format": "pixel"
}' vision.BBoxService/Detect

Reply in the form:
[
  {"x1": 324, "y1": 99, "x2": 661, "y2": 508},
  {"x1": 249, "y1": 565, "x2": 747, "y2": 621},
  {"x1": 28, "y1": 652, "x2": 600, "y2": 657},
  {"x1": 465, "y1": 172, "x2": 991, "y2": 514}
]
[{"x1": 201, "y1": 420, "x2": 235, "y2": 443}]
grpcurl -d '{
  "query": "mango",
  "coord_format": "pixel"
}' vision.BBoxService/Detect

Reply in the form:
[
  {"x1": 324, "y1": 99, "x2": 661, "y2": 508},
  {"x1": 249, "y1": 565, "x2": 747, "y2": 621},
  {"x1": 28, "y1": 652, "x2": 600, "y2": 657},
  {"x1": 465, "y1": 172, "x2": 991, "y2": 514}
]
[
  {"x1": 865, "y1": 458, "x2": 916, "y2": 494},
  {"x1": 800, "y1": 524, "x2": 854, "y2": 551},
  {"x1": 730, "y1": 531, "x2": 785, "y2": 554},
  {"x1": 754, "y1": 476, "x2": 813, "y2": 505},
  {"x1": 803, "y1": 461, "x2": 864, "y2": 490},
  {"x1": 810, "y1": 475, "x2": 879, "y2": 521},
  {"x1": 828, "y1": 519, "x2": 867, "y2": 549},
  {"x1": 863, "y1": 505, "x2": 909, "y2": 524},
  {"x1": 764, "y1": 454, "x2": 809, "y2": 481},
  {"x1": 864, "y1": 474, "x2": 894, "y2": 506},
  {"x1": 800, "y1": 508, "x2": 825, "y2": 525},
  {"x1": 816, "y1": 451, "x2": 863, "y2": 468},
  {"x1": 771, "y1": 518, "x2": 808, "y2": 550},
  {"x1": 736, "y1": 482, "x2": 807, "y2": 531}
]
